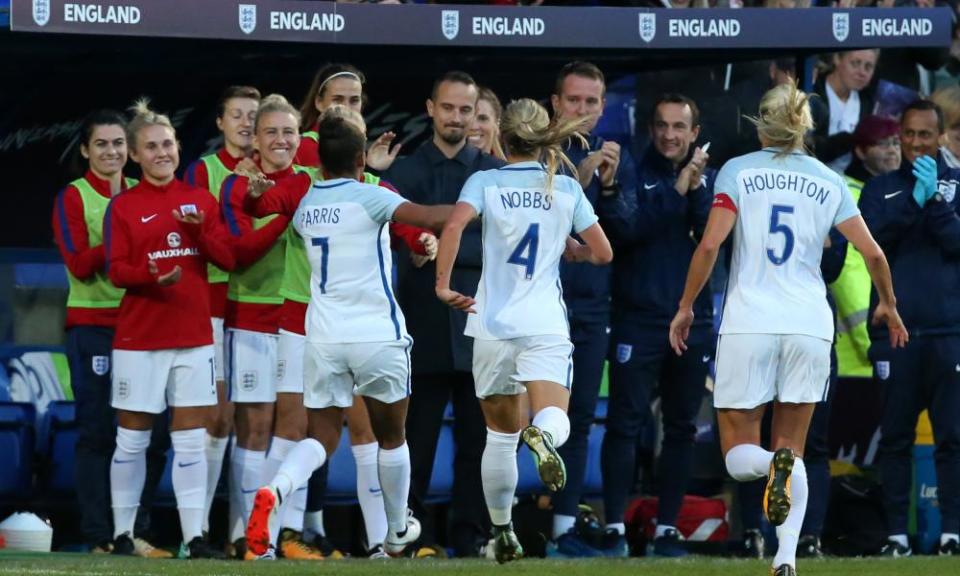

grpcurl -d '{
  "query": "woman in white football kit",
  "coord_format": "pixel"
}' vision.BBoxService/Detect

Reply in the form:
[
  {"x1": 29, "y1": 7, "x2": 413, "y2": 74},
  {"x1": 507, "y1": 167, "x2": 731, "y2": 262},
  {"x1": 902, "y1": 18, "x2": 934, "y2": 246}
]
[
  {"x1": 668, "y1": 83, "x2": 908, "y2": 576},
  {"x1": 435, "y1": 99, "x2": 612, "y2": 563},
  {"x1": 244, "y1": 115, "x2": 449, "y2": 559}
]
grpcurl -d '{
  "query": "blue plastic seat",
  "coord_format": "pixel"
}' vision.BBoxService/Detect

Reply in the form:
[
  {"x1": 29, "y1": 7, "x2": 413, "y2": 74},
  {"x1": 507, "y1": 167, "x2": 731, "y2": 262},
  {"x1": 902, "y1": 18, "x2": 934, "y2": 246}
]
[
  {"x1": 326, "y1": 429, "x2": 358, "y2": 502},
  {"x1": 425, "y1": 423, "x2": 455, "y2": 502},
  {"x1": 0, "y1": 402, "x2": 36, "y2": 497},
  {"x1": 45, "y1": 401, "x2": 77, "y2": 494}
]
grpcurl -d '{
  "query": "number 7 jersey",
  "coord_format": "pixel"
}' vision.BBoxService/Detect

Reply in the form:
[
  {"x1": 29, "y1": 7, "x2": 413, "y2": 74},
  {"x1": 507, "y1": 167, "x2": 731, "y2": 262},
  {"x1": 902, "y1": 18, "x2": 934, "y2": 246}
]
[
  {"x1": 713, "y1": 149, "x2": 860, "y2": 340},
  {"x1": 458, "y1": 162, "x2": 598, "y2": 341},
  {"x1": 293, "y1": 178, "x2": 409, "y2": 343}
]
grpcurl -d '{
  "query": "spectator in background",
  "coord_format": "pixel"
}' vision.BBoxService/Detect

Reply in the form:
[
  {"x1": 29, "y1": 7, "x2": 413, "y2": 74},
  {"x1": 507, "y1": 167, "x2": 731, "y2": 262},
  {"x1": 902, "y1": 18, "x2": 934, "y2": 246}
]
[
  {"x1": 832, "y1": 116, "x2": 902, "y2": 380},
  {"x1": 860, "y1": 99, "x2": 960, "y2": 557},
  {"x1": 52, "y1": 110, "x2": 171, "y2": 559},
  {"x1": 546, "y1": 61, "x2": 638, "y2": 558},
  {"x1": 932, "y1": 86, "x2": 960, "y2": 167},
  {"x1": 469, "y1": 87, "x2": 506, "y2": 161},
  {"x1": 731, "y1": 59, "x2": 797, "y2": 159},
  {"x1": 875, "y1": 1, "x2": 951, "y2": 95},
  {"x1": 382, "y1": 71, "x2": 505, "y2": 557},
  {"x1": 601, "y1": 94, "x2": 713, "y2": 558},
  {"x1": 811, "y1": 50, "x2": 879, "y2": 174}
]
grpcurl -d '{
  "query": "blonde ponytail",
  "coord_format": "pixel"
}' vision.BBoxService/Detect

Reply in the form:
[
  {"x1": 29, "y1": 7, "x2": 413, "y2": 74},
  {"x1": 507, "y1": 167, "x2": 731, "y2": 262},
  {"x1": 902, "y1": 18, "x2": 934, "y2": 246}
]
[
  {"x1": 747, "y1": 81, "x2": 813, "y2": 157},
  {"x1": 501, "y1": 98, "x2": 588, "y2": 196},
  {"x1": 321, "y1": 104, "x2": 366, "y2": 134}
]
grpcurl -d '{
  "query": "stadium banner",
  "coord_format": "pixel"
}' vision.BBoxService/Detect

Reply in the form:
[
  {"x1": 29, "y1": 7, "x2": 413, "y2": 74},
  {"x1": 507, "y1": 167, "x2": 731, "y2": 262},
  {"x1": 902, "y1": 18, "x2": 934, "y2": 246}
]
[{"x1": 10, "y1": 2, "x2": 952, "y2": 49}]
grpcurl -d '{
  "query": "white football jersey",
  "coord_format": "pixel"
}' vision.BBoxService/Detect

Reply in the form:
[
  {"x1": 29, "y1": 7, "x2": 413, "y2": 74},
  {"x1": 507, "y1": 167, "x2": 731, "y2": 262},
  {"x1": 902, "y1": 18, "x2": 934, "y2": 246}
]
[
  {"x1": 293, "y1": 178, "x2": 409, "y2": 343},
  {"x1": 715, "y1": 149, "x2": 860, "y2": 341},
  {"x1": 459, "y1": 161, "x2": 599, "y2": 340}
]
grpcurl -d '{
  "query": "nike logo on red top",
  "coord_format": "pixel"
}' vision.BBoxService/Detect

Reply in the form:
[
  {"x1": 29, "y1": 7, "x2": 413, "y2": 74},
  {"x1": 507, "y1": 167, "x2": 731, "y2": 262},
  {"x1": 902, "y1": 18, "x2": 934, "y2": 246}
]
[{"x1": 141, "y1": 214, "x2": 158, "y2": 223}]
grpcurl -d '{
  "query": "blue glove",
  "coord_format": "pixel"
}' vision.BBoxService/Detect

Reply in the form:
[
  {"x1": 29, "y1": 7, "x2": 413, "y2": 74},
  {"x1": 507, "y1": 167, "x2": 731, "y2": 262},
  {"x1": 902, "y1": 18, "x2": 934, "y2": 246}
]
[{"x1": 912, "y1": 155, "x2": 938, "y2": 207}]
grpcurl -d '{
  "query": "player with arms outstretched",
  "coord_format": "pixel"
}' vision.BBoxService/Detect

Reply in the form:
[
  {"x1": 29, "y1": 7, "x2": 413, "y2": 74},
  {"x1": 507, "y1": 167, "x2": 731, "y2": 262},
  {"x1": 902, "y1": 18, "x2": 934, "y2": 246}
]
[
  {"x1": 434, "y1": 98, "x2": 612, "y2": 563},
  {"x1": 668, "y1": 83, "x2": 908, "y2": 576}
]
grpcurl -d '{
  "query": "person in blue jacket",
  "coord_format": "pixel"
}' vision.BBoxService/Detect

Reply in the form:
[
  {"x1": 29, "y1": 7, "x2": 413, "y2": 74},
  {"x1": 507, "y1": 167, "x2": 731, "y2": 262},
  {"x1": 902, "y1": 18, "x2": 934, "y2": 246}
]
[
  {"x1": 597, "y1": 93, "x2": 714, "y2": 557},
  {"x1": 859, "y1": 99, "x2": 960, "y2": 557},
  {"x1": 546, "y1": 61, "x2": 639, "y2": 558}
]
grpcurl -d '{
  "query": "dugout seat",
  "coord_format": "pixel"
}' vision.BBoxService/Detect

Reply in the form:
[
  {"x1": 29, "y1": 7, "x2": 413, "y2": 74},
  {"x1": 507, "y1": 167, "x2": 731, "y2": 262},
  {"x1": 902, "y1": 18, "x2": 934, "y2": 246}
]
[
  {"x1": 43, "y1": 401, "x2": 77, "y2": 495},
  {"x1": 0, "y1": 401, "x2": 36, "y2": 498}
]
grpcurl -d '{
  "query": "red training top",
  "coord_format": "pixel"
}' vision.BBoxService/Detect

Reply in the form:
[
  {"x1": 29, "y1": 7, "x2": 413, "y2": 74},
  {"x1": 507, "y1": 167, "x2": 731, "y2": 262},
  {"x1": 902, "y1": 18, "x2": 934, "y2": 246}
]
[
  {"x1": 220, "y1": 165, "x2": 304, "y2": 333},
  {"x1": 106, "y1": 178, "x2": 235, "y2": 350},
  {"x1": 293, "y1": 123, "x2": 320, "y2": 168},
  {"x1": 184, "y1": 148, "x2": 245, "y2": 319},
  {"x1": 52, "y1": 170, "x2": 134, "y2": 328}
]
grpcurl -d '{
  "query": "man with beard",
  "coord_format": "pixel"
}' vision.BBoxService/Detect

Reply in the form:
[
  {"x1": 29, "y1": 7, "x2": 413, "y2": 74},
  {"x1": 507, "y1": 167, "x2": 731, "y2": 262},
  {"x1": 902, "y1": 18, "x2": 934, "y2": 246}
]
[{"x1": 381, "y1": 71, "x2": 505, "y2": 557}]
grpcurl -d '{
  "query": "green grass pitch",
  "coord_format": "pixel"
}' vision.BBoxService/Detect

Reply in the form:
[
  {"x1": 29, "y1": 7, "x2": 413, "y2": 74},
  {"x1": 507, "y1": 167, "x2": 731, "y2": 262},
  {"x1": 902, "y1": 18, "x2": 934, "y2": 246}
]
[{"x1": 0, "y1": 553, "x2": 956, "y2": 576}]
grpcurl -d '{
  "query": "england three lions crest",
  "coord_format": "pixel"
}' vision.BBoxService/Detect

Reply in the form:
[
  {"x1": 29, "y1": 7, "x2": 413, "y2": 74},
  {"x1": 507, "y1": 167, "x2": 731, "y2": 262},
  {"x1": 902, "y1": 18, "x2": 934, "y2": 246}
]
[
  {"x1": 239, "y1": 4, "x2": 257, "y2": 35},
  {"x1": 33, "y1": 0, "x2": 51, "y2": 27},
  {"x1": 639, "y1": 13, "x2": 656, "y2": 44},
  {"x1": 833, "y1": 13, "x2": 850, "y2": 43},
  {"x1": 442, "y1": 10, "x2": 459, "y2": 41}
]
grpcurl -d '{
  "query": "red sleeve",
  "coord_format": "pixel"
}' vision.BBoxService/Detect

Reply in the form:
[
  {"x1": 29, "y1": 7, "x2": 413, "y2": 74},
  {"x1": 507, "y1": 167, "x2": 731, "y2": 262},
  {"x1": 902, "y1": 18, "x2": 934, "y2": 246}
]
[
  {"x1": 294, "y1": 137, "x2": 320, "y2": 168},
  {"x1": 712, "y1": 193, "x2": 738, "y2": 214},
  {"x1": 244, "y1": 173, "x2": 310, "y2": 219},
  {"x1": 380, "y1": 180, "x2": 431, "y2": 255},
  {"x1": 194, "y1": 190, "x2": 237, "y2": 271},
  {"x1": 53, "y1": 185, "x2": 107, "y2": 279},
  {"x1": 220, "y1": 176, "x2": 290, "y2": 267},
  {"x1": 184, "y1": 160, "x2": 209, "y2": 190},
  {"x1": 105, "y1": 197, "x2": 154, "y2": 287}
]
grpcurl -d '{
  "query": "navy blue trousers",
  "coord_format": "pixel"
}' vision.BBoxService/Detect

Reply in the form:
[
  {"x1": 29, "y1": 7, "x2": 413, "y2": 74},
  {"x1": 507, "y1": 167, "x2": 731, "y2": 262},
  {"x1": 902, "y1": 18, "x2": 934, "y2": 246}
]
[
  {"x1": 874, "y1": 335, "x2": 960, "y2": 535},
  {"x1": 601, "y1": 321, "x2": 710, "y2": 526}
]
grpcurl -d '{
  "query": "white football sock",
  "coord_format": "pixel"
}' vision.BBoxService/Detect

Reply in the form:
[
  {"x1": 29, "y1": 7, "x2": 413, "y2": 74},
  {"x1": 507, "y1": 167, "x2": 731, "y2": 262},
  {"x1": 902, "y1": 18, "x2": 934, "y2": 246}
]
[
  {"x1": 773, "y1": 458, "x2": 808, "y2": 569},
  {"x1": 353, "y1": 442, "x2": 388, "y2": 546},
  {"x1": 171, "y1": 428, "x2": 207, "y2": 543},
  {"x1": 271, "y1": 439, "x2": 327, "y2": 501},
  {"x1": 606, "y1": 522, "x2": 626, "y2": 535},
  {"x1": 888, "y1": 534, "x2": 909, "y2": 547},
  {"x1": 202, "y1": 434, "x2": 229, "y2": 533},
  {"x1": 941, "y1": 533, "x2": 959, "y2": 547},
  {"x1": 378, "y1": 443, "x2": 411, "y2": 535},
  {"x1": 482, "y1": 428, "x2": 520, "y2": 526},
  {"x1": 230, "y1": 447, "x2": 266, "y2": 530},
  {"x1": 553, "y1": 514, "x2": 576, "y2": 539},
  {"x1": 264, "y1": 436, "x2": 297, "y2": 544},
  {"x1": 282, "y1": 485, "x2": 308, "y2": 534},
  {"x1": 725, "y1": 444, "x2": 775, "y2": 482},
  {"x1": 111, "y1": 427, "x2": 151, "y2": 539},
  {"x1": 532, "y1": 406, "x2": 570, "y2": 448}
]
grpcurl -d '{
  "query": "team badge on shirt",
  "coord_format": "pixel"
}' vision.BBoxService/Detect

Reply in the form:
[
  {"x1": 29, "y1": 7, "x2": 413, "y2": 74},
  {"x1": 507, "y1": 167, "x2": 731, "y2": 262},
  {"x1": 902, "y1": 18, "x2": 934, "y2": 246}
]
[
  {"x1": 616, "y1": 343, "x2": 633, "y2": 364},
  {"x1": 92, "y1": 356, "x2": 110, "y2": 376},
  {"x1": 240, "y1": 371, "x2": 258, "y2": 392},
  {"x1": 938, "y1": 180, "x2": 958, "y2": 203},
  {"x1": 875, "y1": 361, "x2": 890, "y2": 381},
  {"x1": 167, "y1": 232, "x2": 181, "y2": 248},
  {"x1": 116, "y1": 378, "x2": 131, "y2": 400}
]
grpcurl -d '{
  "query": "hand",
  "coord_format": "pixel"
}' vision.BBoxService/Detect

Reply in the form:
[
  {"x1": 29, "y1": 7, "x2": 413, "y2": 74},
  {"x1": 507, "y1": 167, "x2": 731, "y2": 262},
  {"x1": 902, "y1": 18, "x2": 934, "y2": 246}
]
[
  {"x1": 171, "y1": 209, "x2": 205, "y2": 227},
  {"x1": 410, "y1": 252, "x2": 432, "y2": 268},
  {"x1": 598, "y1": 141, "x2": 621, "y2": 187},
  {"x1": 872, "y1": 302, "x2": 909, "y2": 349},
  {"x1": 418, "y1": 232, "x2": 438, "y2": 260},
  {"x1": 576, "y1": 152, "x2": 605, "y2": 189},
  {"x1": 247, "y1": 174, "x2": 276, "y2": 199},
  {"x1": 911, "y1": 155, "x2": 938, "y2": 207},
  {"x1": 149, "y1": 260, "x2": 182, "y2": 286},
  {"x1": 563, "y1": 236, "x2": 588, "y2": 263},
  {"x1": 675, "y1": 146, "x2": 710, "y2": 197},
  {"x1": 668, "y1": 307, "x2": 694, "y2": 356},
  {"x1": 367, "y1": 131, "x2": 402, "y2": 171},
  {"x1": 234, "y1": 158, "x2": 260, "y2": 178},
  {"x1": 436, "y1": 287, "x2": 476, "y2": 313}
]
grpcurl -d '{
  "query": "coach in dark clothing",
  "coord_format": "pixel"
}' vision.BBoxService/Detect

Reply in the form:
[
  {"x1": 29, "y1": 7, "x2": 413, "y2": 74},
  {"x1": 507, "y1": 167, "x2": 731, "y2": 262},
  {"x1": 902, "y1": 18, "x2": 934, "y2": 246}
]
[
  {"x1": 599, "y1": 94, "x2": 714, "y2": 558},
  {"x1": 860, "y1": 99, "x2": 960, "y2": 557},
  {"x1": 382, "y1": 71, "x2": 504, "y2": 557},
  {"x1": 546, "y1": 62, "x2": 639, "y2": 558}
]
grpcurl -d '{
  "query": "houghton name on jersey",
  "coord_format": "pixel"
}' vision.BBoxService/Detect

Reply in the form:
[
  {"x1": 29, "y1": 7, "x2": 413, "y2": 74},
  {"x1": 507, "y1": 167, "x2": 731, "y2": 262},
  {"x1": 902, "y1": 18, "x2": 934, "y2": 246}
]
[
  {"x1": 293, "y1": 178, "x2": 409, "y2": 344},
  {"x1": 714, "y1": 149, "x2": 860, "y2": 341},
  {"x1": 458, "y1": 161, "x2": 598, "y2": 341}
]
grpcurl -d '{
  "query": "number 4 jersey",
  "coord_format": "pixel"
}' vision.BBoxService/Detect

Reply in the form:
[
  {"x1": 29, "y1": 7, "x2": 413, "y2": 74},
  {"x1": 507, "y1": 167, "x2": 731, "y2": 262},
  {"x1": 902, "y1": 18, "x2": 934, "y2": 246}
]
[
  {"x1": 713, "y1": 149, "x2": 860, "y2": 341},
  {"x1": 458, "y1": 161, "x2": 598, "y2": 341},
  {"x1": 293, "y1": 178, "x2": 410, "y2": 343}
]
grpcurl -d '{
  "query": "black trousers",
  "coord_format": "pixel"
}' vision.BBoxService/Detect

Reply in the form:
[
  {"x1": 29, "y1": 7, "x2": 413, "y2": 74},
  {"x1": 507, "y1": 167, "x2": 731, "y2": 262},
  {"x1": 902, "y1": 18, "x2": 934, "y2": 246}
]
[{"x1": 406, "y1": 371, "x2": 488, "y2": 556}]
